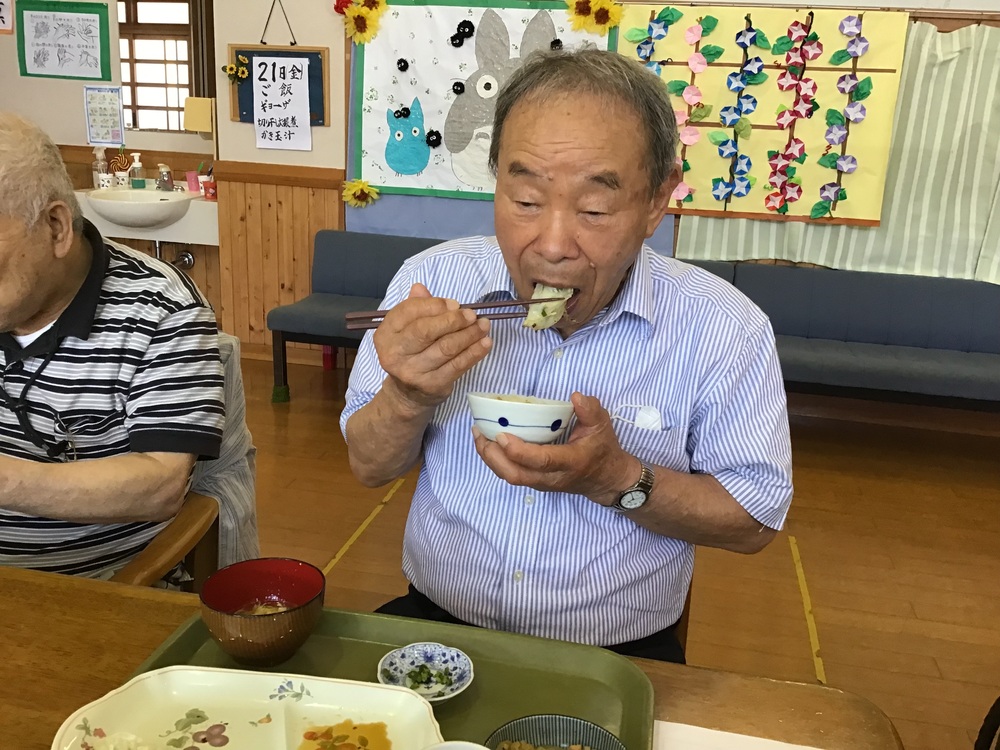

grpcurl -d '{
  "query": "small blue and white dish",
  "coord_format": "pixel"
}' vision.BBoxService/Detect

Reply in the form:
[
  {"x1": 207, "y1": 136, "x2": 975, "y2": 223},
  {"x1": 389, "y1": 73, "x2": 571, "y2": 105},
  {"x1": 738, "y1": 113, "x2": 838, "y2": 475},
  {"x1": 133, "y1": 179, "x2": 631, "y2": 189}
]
[{"x1": 377, "y1": 641, "x2": 474, "y2": 703}]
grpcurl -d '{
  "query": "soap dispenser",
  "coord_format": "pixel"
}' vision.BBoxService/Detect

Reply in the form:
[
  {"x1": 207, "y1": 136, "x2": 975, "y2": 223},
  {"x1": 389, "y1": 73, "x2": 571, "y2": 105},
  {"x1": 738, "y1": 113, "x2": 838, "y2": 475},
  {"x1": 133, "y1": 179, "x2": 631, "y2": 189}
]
[
  {"x1": 129, "y1": 153, "x2": 145, "y2": 189},
  {"x1": 91, "y1": 147, "x2": 108, "y2": 189}
]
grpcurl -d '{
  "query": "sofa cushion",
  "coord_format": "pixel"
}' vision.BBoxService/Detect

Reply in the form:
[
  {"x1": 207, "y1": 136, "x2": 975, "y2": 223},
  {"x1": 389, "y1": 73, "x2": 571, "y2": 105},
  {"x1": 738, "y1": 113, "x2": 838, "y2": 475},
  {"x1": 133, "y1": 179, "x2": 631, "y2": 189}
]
[
  {"x1": 312, "y1": 230, "x2": 443, "y2": 298},
  {"x1": 735, "y1": 264, "x2": 1000, "y2": 354},
  {"x1": 776, "y1": 335, "x2": 1000, "y2": 400},
  {"x1": 266, "y1": 293, "x2": 380, "y2": 341},
  {"x1": 683, "y1": 259, "x2": 736, "y2": 284}
]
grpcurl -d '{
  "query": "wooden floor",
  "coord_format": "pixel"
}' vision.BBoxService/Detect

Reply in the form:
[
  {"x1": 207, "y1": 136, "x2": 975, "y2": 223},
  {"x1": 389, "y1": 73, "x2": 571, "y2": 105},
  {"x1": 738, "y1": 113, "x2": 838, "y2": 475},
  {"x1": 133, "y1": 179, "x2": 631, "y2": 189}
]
[{"x1": 244, "y1": 358, "x2": 1000, "y2": 750}]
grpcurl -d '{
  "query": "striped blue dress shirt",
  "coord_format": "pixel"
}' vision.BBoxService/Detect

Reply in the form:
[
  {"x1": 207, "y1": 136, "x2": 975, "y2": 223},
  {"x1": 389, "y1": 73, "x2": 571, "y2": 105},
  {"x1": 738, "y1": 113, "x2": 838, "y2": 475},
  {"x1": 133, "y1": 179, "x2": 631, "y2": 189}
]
[{"x1": 341, "y1": 236, "x2": 793, "y2": 646}]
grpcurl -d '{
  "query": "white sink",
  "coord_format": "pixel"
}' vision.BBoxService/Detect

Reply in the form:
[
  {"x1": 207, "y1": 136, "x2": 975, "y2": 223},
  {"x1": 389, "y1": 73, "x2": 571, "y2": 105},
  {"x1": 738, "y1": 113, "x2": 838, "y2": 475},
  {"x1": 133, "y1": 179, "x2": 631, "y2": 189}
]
[{"x1": 85, "y1": 189, "x2": 196, "y2": 228}]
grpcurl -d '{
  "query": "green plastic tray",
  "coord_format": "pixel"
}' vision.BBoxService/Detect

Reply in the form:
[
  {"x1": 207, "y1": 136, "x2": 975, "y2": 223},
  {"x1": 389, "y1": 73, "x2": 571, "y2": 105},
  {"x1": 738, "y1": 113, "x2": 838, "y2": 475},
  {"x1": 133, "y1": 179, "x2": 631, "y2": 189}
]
[{"x1": 135, "y1": 608, "x2": 654, "y2": 749}]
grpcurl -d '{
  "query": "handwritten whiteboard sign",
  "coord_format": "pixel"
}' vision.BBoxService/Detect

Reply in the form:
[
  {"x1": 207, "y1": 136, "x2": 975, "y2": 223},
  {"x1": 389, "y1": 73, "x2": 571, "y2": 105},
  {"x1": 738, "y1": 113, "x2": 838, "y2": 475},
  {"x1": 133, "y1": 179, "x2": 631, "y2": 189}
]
[
  {"x1": 16, "y1": 0, "x2": 110, "y2": 80},
  {"x1": 84, "y1": 85, "x2": 124, "y2": 146},
  {"x1": 0, "y1": 0, "x2": 13, "y2": 35},
  {"x1": 252, "y1": 56, "x2": 312, "y2": 152}
]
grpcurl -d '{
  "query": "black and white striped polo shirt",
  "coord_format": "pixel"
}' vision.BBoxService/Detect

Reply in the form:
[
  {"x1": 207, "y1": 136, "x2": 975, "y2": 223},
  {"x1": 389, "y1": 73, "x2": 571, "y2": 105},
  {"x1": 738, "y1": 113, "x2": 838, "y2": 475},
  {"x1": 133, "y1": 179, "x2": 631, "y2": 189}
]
[{"x1": 0, "y1": 220, "x2": 225, "y2": 576}]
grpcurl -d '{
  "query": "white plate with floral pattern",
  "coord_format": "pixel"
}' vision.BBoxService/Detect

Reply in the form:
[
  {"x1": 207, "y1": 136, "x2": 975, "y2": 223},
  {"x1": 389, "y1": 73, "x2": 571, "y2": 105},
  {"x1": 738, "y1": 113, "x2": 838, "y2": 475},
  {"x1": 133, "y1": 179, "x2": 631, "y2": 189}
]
[{"x1": 51, "y1": 665, "x2": 444, "y2": 750}]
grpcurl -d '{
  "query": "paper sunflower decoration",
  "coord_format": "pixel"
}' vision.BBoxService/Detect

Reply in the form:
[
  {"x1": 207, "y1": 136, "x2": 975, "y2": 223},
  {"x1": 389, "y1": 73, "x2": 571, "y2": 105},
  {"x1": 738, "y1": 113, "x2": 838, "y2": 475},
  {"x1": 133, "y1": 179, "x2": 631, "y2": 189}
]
[
  {"x1": 221, "y1": 54, "x2": 250, "y2": 85},
  {"x1": 342, "y1": 179, "x2": 380, "y2": 208},
  {"x1": 344, "y1": 6, "x2": 381, "y2": 43},
  {"x1": 566, "y1": 0, "x2": 622, "y2": 37}
]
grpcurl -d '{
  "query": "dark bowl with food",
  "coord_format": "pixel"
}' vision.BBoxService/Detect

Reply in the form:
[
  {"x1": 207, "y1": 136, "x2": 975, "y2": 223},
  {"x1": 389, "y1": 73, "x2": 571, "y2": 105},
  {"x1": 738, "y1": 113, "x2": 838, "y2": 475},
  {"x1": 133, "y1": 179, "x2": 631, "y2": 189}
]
[
  {"x1": 485, "y1": 714, "x2": 626, "y2": 750},
  {"x1": 199, "y1": 557, "x2": 325, "y2": 667}
]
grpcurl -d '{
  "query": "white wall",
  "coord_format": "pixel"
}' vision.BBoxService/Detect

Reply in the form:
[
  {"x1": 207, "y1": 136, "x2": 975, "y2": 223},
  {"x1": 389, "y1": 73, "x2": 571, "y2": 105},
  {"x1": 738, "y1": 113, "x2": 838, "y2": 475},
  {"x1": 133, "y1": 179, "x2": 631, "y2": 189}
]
[
  {"x1": 212, "y1": 0, "x2": 346, "y2": 168},
  {"x1": 0, "y1": 0, "x2": 212, "y2": 153}
]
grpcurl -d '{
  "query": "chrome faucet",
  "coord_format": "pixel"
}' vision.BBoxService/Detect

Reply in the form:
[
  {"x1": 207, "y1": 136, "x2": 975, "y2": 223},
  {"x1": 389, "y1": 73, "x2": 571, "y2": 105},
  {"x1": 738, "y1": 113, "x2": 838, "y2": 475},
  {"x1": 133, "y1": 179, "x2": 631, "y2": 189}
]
[{"x1": 155, "y1": 164, "x2": 175, "y2": 191}]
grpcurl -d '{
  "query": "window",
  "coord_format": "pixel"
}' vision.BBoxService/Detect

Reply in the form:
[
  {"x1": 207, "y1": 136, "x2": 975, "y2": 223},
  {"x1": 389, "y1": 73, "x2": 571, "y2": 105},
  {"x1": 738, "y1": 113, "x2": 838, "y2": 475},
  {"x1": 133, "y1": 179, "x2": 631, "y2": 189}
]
[{"x1": 117, "y1": 0, "x2": 214, "y2": 131}]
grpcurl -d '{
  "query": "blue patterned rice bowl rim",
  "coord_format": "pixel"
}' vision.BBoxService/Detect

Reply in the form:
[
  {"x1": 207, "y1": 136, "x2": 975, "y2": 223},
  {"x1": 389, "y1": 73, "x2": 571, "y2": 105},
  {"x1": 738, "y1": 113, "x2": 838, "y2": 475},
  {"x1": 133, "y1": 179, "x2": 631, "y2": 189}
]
[
  {"x1": 376, "y1": 641, "x2": 474, "y2": 703},
  {"x1": 473, "y1": 416, "x2": 568, "y2": 433},
  {"x1": 484, "y1": 714, "x2": 626, "y2": 750}
]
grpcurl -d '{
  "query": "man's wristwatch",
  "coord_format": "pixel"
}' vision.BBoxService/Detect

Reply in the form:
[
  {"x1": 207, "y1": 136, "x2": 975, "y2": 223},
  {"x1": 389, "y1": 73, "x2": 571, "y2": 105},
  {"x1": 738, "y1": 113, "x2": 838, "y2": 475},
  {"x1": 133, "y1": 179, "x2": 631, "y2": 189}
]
[{"x1": 610, "y1": 460, "x2": 655, "y2": 512}]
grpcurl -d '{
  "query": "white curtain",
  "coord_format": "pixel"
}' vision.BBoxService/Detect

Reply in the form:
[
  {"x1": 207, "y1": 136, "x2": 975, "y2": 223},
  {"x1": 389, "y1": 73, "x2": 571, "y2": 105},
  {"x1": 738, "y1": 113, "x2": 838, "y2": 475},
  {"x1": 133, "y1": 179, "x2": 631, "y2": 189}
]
[{"x1": 676, "y1": 22, "x2": 1000, "y2": 285}]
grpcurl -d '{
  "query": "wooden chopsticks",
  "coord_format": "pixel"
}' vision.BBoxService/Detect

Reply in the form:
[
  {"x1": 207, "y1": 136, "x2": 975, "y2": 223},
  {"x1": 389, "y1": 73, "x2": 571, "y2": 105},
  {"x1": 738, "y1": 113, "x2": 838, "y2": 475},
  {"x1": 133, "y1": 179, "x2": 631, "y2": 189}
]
[{"x1": 345, "y1": 297, "x2": 566, "y2": 331}]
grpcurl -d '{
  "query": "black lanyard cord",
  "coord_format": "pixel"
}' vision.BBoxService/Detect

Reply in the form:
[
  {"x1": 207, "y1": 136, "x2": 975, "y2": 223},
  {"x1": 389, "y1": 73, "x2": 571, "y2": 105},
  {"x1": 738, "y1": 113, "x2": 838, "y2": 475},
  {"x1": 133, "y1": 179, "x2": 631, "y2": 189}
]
[{"x1": 0, "y1": 349, "x2": 70, "y2": 459}]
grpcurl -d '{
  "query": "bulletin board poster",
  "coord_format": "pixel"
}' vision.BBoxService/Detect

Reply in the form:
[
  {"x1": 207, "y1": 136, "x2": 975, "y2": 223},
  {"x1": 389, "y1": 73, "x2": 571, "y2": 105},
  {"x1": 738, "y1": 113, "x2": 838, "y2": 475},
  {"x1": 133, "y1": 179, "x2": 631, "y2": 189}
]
[
  {"x1": 16, "y1": 0, "x2": 111, "y2": 81},
  {"x1": 615, "y1": 5, "x2": 908, "y2": 226},
  {"x1": 0, "y1": 0, "x2": 14, "y2": 35},
  {"x1": 353, "y1": 0, "x2": 613, "y2": 200},
  {"x1": 83, "y1": 85, "x2": 124, "y2": 146}
]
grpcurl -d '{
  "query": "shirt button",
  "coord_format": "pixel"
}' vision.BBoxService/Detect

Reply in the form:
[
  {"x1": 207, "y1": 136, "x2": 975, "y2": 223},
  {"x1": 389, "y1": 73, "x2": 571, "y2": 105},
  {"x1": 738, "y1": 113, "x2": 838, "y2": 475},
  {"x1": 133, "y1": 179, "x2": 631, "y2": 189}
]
[
  {"x1": 524, "y1": 494, "x2": 535, "y2": 505},
  {"x1": 553, "y1": 348, "x2": 564, "y2": 359},
  {"x1": 512, "y1": 570, "x2": 524, "y2": 582}
]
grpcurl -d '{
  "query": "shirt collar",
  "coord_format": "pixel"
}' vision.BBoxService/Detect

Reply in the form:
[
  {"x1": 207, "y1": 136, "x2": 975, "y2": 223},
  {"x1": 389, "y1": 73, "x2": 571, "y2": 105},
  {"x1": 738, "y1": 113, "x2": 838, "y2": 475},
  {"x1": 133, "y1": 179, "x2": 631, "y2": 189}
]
[
  {"x1": 0, "y1": 220, "x2": 108, "y2": 359},
  {"x1": 475, "y1": 239, "x2": 655, "y2": 337}
]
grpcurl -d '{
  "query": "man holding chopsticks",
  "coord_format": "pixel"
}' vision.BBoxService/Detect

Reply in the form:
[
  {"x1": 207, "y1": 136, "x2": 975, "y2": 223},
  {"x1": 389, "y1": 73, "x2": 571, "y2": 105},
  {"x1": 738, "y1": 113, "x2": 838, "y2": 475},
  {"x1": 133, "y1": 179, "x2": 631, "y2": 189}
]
[{"x1": 341, "y1": 48, "x2": 792, "y2": 663}]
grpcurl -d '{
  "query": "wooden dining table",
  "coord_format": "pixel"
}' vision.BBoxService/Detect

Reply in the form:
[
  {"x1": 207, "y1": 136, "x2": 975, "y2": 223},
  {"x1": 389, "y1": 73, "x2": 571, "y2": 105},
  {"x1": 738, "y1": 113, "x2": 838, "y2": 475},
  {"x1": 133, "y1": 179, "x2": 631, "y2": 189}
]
[{"x1": 2, "y1": 566, "x2": 901, "y2": 749}]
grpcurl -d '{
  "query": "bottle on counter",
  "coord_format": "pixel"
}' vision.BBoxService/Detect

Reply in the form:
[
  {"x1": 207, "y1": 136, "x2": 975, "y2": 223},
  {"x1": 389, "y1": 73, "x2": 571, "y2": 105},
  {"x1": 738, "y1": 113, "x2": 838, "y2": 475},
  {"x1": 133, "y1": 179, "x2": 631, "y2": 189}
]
[
  {"x1": 91, "y1": 146, "x2": 108, "y2": 189},
  {"x1": 129, "y1": 153, "x2": 146, "y2": 189}
]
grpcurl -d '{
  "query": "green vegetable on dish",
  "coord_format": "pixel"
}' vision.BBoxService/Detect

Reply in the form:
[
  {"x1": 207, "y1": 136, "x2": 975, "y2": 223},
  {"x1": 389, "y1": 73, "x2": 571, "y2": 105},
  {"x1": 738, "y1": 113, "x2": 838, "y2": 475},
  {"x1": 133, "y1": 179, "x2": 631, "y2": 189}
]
[{"x1": 406, "y1": 663, "x2": 454, "y2": 689}]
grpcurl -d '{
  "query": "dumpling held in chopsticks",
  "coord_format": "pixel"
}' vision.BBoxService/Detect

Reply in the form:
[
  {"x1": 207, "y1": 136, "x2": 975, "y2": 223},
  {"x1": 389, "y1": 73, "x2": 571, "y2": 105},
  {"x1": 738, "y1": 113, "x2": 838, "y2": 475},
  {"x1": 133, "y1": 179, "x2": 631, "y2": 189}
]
[{"x1": 523, "y1": 284, "x2": 574, "y2": 331}]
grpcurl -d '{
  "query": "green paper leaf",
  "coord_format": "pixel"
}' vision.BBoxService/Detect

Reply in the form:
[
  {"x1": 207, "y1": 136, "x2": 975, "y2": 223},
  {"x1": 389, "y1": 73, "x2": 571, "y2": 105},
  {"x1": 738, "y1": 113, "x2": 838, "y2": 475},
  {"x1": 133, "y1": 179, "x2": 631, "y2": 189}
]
[
  {"x1": 624, "y1": 27, "x2": 649, "y2": 43},
  {"x1": 754, "y1": 29, "x2": 770, "y2": 49},
  {"x1": 666, "y1": 80, "x2": 688, "y2": 96},
  {"x1": 688, "y1": 104, "x2": 713, "y2": 122},
  {"x1": 810, "y1": 200, "x2": 832, "y2": 219},
  {"x1": 771, "y1": 36, "x2": 794, "y2": 54},
  {"x1": 707, "y1": 130, "x2": 729, "y2": 146},
  {"x1": 776, "y1": 203, "x2": 789, "y2": 214},
  {"x1": 817, "y1": 153, "x2": 839, "y2": 169},
  {"x1": 789, "y1": 176, "x2": 802, "y2": 185},
  {"x1": 657, "y1": 6, "x2": 684, "y2": 25},
  {"x1": 776, "y1": 104, "x2": 788, "y2": 114},
  {"x1": 810, "y1": 100, "x2": 820, "y2": 114},
  {"x1": 746, "y1": 71, "x2": 769, "y2": 86},
  {"x1": 826, "y1": 108, "x2": 846, "y2": 127},
  {"x1": 682, "y1": 193, "x2": 694, "y2": 203},
  {"x1": 785, "y1": 166, "x2": 797, "y2": 179},
  {"x1": 700, "y1": 44, "x2": 725, "y2": 63},
  {"x1": 712, "y1": 177, "x2": 725, "y2": 188},
  {"x1": 806, "y1": 31, "x2": 819, "y2": 42},
  {"x1": 767, "y1": 150, "x2": 778, "y2": 159},
  {"x1": 787, "y1": 65, "x2": 803, "y2": 78},
  {"x1": 682, "y1": 159, "x2": 691, "y2": 172},
  {"x1": 838, "y1": 188, "x2": 848, "y2": 201},
  {"x1": 830, "y1": 48, "x2": 853, "y2": 66},
  {"x1": 793, "y1": 152, "x2": 808, "y2": 164},
  {"x1": 854, "y1": 76, "x2": 874, "y2": 101},
  {"x1": 699, "y1": 15, "x2": 718, "y2": 36},
  {"x1": 748, "y1": 175, "x2": 758, "y2": 187},
  {"x1": 734, "y1": 117, "x2": 752, "y2": 139}
]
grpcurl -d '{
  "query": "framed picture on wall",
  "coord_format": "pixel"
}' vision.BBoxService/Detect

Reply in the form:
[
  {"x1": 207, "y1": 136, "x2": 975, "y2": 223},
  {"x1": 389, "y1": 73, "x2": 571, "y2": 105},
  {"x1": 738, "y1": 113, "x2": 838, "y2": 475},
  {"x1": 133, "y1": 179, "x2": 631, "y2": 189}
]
[
  {"x1": 15, "y1": 0, "x2": 111, "y2": 81},
  {"x1": 226, "y1": 44, "x2": 330, "y2": 126}
]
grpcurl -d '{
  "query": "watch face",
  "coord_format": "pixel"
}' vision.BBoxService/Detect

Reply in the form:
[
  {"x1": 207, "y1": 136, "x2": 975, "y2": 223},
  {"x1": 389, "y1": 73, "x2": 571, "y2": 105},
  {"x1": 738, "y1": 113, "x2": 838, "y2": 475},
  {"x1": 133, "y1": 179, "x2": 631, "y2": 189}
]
[{"x1": 620, "y1": 489, "x2": 647, "y2": 510}]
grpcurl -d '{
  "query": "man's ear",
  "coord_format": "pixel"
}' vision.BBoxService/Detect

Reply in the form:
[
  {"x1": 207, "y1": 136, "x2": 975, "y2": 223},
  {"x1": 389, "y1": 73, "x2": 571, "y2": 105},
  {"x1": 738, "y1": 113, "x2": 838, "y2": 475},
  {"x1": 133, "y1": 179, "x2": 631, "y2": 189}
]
[
  {"x1": 45, "y1": 202, "x2": 76, "y2": 259},
  {"x1": 645, "y1": 162, "x2": 682, "y2": 237}
]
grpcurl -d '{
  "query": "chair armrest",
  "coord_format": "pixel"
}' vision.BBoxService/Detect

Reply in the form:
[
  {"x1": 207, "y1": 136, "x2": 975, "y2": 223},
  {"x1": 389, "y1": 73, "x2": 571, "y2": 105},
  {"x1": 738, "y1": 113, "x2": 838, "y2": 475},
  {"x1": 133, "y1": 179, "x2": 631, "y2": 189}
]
[{"x1": 110, "y1": 491, "x2": 220, "y2": 589}]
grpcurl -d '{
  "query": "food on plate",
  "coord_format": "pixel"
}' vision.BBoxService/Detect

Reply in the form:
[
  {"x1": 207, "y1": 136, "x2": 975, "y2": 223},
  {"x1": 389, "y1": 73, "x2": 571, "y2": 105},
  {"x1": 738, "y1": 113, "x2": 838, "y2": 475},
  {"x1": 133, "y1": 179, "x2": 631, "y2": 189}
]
[
  {"x1": 235, "y1": 598, "x2": 291, "y2": 616},
  {"x1": 523, "y1": 284, "x2": 574, "y2": 331},
  {"x1": 297, "y1": 720, "x2": 390, "y2": 750},
  {"x1": 496, "y1": 743, "x2": 592, "y2": 750},
  {"x1": 405, "y1": 662, "x2": 454, "y2": 689}
]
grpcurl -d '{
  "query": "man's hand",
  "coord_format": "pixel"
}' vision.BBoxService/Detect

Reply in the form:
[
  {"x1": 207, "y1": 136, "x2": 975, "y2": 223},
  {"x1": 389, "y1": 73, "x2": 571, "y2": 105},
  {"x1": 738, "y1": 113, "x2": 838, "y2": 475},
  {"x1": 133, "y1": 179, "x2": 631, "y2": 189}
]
[
  {"x1": 375, "y1": 283, "x2": 493, "y2": 416},
  {"x1": 472, "y1": 392, "x2": 639, "y2": 506}
]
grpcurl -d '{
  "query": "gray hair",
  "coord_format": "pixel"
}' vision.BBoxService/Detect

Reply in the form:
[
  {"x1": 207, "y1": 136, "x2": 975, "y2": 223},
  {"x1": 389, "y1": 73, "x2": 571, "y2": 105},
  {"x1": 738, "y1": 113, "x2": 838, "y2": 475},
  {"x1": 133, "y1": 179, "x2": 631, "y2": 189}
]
[
  {"x1": 0, "y1": 111, "x2": 83, "y2": 231},
  {"x1": 489, "y1": 47, "x2": 678, "y2": 196}
]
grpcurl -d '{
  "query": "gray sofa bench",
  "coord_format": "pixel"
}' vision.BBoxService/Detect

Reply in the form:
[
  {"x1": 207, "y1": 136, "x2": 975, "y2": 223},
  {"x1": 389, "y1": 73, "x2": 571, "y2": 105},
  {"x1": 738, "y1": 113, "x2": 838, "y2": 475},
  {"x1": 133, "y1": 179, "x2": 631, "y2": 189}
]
[
  {"x1": 266, "y1": 230, "x2": 442, "y2": 401},
  {"x1": 265, "y1": 229, "x2": 1000, "y2": 404}
]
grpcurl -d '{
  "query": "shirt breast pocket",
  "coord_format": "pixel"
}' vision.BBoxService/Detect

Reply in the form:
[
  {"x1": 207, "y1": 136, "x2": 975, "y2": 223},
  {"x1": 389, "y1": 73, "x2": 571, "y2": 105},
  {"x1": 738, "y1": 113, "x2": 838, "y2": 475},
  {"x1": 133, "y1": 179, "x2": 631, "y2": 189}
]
[{"x1": 612, "y1": 420, "x2": 690, "y2": 473}]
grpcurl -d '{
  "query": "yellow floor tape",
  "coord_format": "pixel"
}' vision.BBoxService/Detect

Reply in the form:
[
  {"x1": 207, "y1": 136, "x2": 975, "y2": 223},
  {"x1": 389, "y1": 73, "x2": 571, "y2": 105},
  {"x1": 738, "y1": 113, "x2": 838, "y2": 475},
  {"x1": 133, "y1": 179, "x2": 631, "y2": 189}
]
[
  {"x1": 789, "y1": 534, "x2": 828, "y2": 684},
  {"x1": 323, "y1": 478, "x2": 406, "y2": 576}
]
